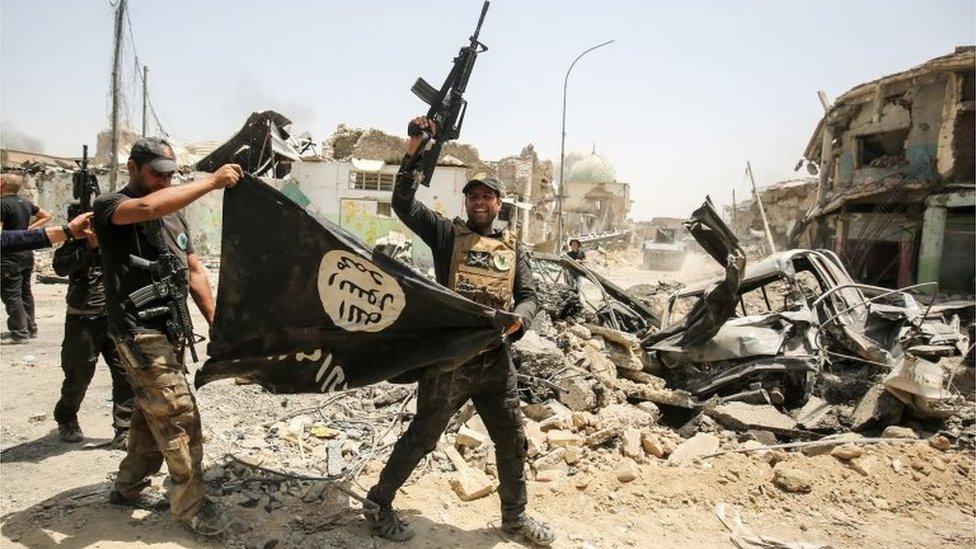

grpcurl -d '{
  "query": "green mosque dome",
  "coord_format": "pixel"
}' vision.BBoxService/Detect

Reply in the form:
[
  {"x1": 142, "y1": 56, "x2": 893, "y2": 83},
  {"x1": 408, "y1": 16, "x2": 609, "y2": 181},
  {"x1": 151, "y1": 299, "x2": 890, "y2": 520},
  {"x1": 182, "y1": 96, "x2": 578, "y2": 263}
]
[{"x1": 566, "y1": 150, "x2": 616, "y2": 183}]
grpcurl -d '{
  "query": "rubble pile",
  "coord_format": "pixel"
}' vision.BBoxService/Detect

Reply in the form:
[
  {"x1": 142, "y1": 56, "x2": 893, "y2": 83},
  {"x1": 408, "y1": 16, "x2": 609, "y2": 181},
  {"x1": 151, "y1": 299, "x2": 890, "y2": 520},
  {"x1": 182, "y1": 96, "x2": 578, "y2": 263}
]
[
  {"x1": 218, "y1": 385, "x2": 417, "y2": 484},
  {"x1": 319, "y1": 124, "x2": 488, "y2": 175},
  {"x1": 534, "y1": 280, "x2": 587, "y2": 322},
  {"x1": 625, "y1": 280, "x2": 684, "y2": 317}
]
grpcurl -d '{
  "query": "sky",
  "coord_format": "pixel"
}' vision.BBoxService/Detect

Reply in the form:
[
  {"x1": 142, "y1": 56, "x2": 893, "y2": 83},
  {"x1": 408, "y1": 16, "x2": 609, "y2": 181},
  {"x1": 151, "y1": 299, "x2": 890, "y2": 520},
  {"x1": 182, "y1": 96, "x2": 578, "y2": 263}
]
[{"x1": 1, "y1": 0, "x2": 974, "y2": 218}]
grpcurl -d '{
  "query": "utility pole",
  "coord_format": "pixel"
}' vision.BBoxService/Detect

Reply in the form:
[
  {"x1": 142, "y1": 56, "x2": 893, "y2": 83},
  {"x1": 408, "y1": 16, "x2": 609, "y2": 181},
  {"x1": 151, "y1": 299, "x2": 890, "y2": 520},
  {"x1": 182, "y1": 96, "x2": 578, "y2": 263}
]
[
  {"x1": 556, "y1": 39, "x2": 614, "y2": 253},
  {"x1": 746, "y1": 161, "x2": 776, "y2": 254},
  {"x1": 109, "y1": 0, "x2": 127, "y2": 190},
  {"x1": 731, "y1": 188, "x2": 737, "y2": 236},
  {"x1": 141, "y1": 65, "x2": 148, "y2": 137}
]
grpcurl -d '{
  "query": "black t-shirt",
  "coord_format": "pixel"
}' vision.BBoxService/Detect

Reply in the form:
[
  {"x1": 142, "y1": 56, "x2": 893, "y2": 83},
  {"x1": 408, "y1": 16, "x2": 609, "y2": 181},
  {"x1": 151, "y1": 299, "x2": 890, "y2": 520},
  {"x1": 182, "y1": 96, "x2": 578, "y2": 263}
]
[
  {"x1": 1, "y1": 195, "x2": 40, "y2": 267},
  {"x1": 567, "y1": 249, "x2": 586, "y2": 261},
  {"x1": 92, "y1": 185, "x2": 195, "y2": 334},
  {"x1": 53, "y1": 241, "x2": 107, "y2": 312}
]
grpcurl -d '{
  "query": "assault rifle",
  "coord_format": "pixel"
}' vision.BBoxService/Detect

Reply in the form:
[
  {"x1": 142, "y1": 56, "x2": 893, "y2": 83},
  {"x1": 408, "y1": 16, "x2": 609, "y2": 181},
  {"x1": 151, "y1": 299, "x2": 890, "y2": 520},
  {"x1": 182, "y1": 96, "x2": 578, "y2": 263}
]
[
  {"x1": 405, "y1": 1, "x2": 490, "y2": 186},
  {"x1": 127, "y1": 252, "x2": 199, "y2": 362},
  {"x1": 68, "y1": 145, "x2": 100, "y2": 218}
]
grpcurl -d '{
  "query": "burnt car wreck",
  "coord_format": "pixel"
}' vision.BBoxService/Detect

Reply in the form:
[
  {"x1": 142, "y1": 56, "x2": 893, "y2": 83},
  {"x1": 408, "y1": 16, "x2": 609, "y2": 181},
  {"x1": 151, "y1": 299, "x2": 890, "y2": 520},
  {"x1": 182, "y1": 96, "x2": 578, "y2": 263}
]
[{"x1": 641, "y1": 200, "x2": 972, "y2": 435}]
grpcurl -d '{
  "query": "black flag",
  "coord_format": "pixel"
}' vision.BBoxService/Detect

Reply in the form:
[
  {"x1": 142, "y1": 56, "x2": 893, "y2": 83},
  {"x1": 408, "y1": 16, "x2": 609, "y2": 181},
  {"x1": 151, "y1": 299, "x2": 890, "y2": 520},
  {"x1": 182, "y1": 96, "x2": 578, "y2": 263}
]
[{"x1": 195, "y1": 175, "x2": 515, "y2": 393}]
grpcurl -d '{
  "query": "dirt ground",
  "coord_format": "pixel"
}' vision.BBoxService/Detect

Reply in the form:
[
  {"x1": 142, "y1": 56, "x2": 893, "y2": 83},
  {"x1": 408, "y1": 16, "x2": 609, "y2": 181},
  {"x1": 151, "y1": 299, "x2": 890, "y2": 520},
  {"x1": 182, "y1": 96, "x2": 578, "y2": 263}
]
[{"x1": 1, "y1": 254, "x2": 974, "y2": 548}]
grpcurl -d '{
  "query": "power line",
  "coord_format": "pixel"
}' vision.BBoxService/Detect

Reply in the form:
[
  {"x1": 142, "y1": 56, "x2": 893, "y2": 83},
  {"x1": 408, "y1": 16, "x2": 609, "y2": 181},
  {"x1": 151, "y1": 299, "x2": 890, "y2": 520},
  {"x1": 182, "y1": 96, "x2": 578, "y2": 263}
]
[{"x1": 121, "y1": 6, "x2": 169, "y2": 138}]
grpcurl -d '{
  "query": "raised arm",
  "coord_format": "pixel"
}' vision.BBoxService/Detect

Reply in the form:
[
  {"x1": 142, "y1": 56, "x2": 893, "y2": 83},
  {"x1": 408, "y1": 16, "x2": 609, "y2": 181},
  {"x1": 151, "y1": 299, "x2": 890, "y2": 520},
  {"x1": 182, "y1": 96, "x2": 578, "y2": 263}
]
[
  {"x1": 111, "y1": 165, "x2": 242, "y2": 225},
  {"x1": 391, "y1": 116, "x2": 452, "y2": 250}
]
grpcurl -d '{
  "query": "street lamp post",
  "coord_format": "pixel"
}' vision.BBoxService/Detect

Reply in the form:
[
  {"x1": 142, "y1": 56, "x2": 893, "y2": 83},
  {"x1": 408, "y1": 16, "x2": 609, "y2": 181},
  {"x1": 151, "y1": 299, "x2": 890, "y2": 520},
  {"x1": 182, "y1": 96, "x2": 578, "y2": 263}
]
[{"x1": 556, "y1": 39, "x2": 615, "y2": 252}]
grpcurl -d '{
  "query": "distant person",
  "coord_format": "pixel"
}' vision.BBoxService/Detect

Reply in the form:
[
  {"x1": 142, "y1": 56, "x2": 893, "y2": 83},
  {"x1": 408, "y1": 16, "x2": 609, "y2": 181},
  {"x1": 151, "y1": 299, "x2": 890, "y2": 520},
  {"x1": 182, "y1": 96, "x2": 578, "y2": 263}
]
[
  {"x1": 1, "y1": 173, "x2": 52, "y2": 343},
  {"x1": 52, "y1": 224, "x2": 134, "y2": 447},
  {"x1": 566, "y1": 238, "x2": 586, "y2": 263}
]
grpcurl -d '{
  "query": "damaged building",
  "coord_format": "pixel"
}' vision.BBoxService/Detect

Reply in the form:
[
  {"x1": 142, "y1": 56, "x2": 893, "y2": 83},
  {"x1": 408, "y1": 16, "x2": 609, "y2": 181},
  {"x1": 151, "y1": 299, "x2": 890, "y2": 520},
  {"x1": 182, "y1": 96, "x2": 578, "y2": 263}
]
[
  {"x1": 727, "y1": 178, "x2": 818, "y2": 252},
  {"x1": 795, "y1": 46, "x2": 976, "y2": 292},
  {"x1": 284, "y1": 124, "x2": 562, "y2": 268}
]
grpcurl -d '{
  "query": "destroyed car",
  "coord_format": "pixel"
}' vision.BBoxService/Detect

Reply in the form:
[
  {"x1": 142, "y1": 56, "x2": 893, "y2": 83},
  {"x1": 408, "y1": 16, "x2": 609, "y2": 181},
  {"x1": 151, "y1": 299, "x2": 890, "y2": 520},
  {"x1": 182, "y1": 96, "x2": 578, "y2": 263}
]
[
  {"x1": 529, "y1": 252, "x2": 659, "y2": 333},
  {"x1": 643, "y1": 201, "x2": 970, "y2": 428}
]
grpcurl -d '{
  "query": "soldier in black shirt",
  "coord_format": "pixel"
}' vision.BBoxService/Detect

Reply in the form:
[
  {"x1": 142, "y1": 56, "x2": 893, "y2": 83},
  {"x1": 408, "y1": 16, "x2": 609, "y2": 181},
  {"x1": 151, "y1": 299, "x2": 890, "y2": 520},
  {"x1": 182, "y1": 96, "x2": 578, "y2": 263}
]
[
  {"x1": 52, "y1": 231, "x2": 134, "y2": 447},
  {"x1": 92, "y1": 137, "x2": 242, "y2": 536},
  {"x1": 364, "y1": 117, "x2": 555, "y2": 546},
  {"x1": 0, "y1": 173, "x2": 52, "y2": 342}
]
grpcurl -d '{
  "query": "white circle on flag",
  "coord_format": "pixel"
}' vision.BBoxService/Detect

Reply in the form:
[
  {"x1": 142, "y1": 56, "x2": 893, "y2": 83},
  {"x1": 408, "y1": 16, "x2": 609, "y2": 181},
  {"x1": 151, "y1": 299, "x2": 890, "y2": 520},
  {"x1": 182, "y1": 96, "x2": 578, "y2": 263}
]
[{"x1": 317, "y1": 250, "x2": 405, "y2": 332}]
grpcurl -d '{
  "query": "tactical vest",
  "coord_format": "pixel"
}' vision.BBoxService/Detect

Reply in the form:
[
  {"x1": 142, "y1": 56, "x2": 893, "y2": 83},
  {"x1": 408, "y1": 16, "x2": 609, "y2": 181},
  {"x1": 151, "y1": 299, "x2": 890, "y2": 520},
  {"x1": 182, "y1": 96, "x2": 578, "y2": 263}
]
[{"x1": 447, "y1": 219, "x2": 517, "y2": 311}]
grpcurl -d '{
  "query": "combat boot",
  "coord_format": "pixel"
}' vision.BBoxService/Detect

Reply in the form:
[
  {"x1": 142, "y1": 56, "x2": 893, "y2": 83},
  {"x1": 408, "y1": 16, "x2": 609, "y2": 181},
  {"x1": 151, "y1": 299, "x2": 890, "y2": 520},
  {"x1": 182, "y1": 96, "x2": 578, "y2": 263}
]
[
  {"x1": 502, "y1": 514, "x2": 556, "y2": 546},
  {"x1": 109, "y1": 489, "x2": 169, "y2": 511},
  {"x1": 110, "y1": 429, "x2": 129, "y2": 450},
  {"x1": 365, "y1": 505, "x2": 415, "y2": 542},
  {"x1": 186, "y1": 498, "x2": 233, "y2": 537},
  {"x1": 58, "y1": 421, "x2": 84, "y2": 443}
]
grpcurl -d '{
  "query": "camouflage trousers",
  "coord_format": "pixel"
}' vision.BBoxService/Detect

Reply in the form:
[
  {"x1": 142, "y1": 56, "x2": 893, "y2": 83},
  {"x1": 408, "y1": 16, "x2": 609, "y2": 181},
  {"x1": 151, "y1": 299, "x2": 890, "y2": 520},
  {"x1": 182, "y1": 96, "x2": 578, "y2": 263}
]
[
  {"x1": 112, "y1": 332, "x2": 205, "y2": 522},
  {"x1": 368, "y1": 346, "x2": 528, "y2": 521}
]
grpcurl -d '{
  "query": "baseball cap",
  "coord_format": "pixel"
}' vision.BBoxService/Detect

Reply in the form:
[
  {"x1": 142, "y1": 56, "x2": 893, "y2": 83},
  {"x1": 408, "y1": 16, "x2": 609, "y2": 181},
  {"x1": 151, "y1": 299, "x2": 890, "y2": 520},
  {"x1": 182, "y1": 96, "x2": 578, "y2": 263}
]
[
  {"x1": 129, "y1": 137, "x2": 178, "y2": 173},
  {"x1": 462, "y1": 177, "x2": 504, "y2": 197}
]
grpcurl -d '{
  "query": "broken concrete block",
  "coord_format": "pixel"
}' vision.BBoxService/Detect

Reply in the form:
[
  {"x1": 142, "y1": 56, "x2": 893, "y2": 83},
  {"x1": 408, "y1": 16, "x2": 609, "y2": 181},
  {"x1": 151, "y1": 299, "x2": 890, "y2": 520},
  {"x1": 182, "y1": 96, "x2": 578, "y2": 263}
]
[
  {"x1": 615, "y1": 378, "x2": 695, "y2": 408},
  {"x1": 801, "y1": 432, "x2": 864, "y2": 456},
  {"x1": 585, "y1": 323, "x2": 641, "y2": 350},
  {"x1": 851, "y1": 384, "x2": 903, "y2": 431},
  {"x1": 535, "y1": 469, "x2": 567, "y2": 483},
  {"x1": 546, "y1": 429, "x2": 583, "y2": 448},
  {"x1": 738, "y1": 440, "x2": 767, "y2": 455},
  {"x1": 539, "y1": 413, "x2": 573, "y2": 432},
  {"x1": 851, "y1": 455, "x2": 880, "y2": 477},
  {"x1": 743, "y1": 429, "x2": 777, "y2": 446},
  {"x1": 928, "y1": 435, "x2": 952, "y2": 450},
  {"x1": 556, "y1": 377, "x2": 598, "y2": 412},
  {"x1": 621, "y1": 429, "x2": 643, "y2": 459},
  {"x1": 615, "y1": 458, "x2": 639, "y2": 483},
  {"x1": 708, "y1": 402, "x2": 797, "y2": 433},
  {"x1": 586, "y1": 337, "x2": 606, "y2": 351},
  {"x1": 449, "y1": 468, "x2": 495, "y2": 501},
  {"x1": 882, "y1": 426, "x2": 918, "y2": 439},
  {"x1": 597, "y1": 403, "x2": 657, "y2": 430},
  {"x1": 465, "y1": 414, "x2": 489, "y2": 436},
  {"x1": 523, "y1": 400, "x2": 572, "y2": 423},
  {"x1": 567, "y1": 324, "x2": 591, "y2": 341},
  {"x1": 563, "y1": 447, "x2": 581, "y2": 465},
  {"x1": 830, "y1": 444, "x2": 864, "y2": 461},
  {"x1": 581, "y1": 346, "x2": 617, "y2": 387},
  {"x1": 794, "y1": 396, "x2": 831, "y2": 429},
  {"x1": 571, "y1": 411, "x2": 594, "y2": 429},
  {"x1": 456, "y1": 427, "x2": 488, "y2": 449},
  {"x1": 326, "y1": 441, "x2": 345, "y2": 477},
  {"x1": 512, "y1": 331, "x2": 566, "y2": 378},
  {"x1": 635, "y1": 401, "x2": 662, "y2": 421},
  {"x1": 668, "y1": 433, "x2": 720, "y2": 465},
  {"x1": 441, "y1": 444, "x2": 468, "y2": 471},
  {"x1": 618, "y1": 368, "x2": 666, "y2": 385},
  {"x1": 533, "y1": 448, "x2": 569, "y2": 473},
  {"x1": 586, "y1": 426, "x2": 622, "y2": 448},
  {"x1": 772, "y1": 463, "x2": 812, "y2": 493},
  {"x1": 525, "y1": 421, "x2": 545, "y2": 458},
  {"x1": 640, "y1": 433, "x2": 669, "y2": 459}
]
